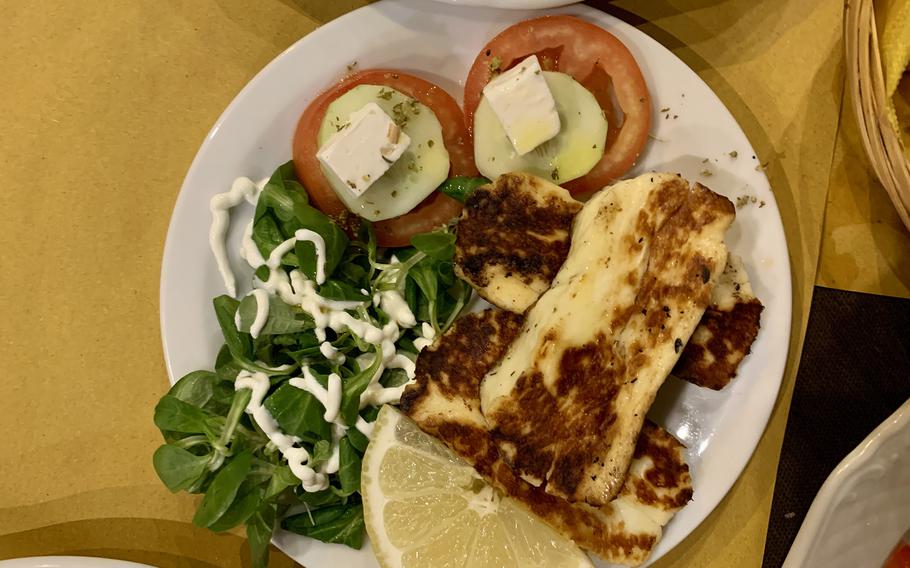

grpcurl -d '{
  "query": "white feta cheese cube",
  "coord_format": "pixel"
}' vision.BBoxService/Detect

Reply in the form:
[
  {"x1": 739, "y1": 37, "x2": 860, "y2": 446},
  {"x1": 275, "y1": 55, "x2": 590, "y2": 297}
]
[
  {"x1": 482, "y1": 55, "x2": 561, "y2": 156},
  {"x1": 316, "y1": 102, "x2": 411, "y2": 197}
]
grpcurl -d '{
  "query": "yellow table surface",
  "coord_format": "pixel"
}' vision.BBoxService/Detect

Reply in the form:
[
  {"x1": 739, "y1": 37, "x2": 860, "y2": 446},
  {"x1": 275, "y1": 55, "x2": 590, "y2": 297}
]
[{"x1": 2, "y1": 0, "x2": 906, "y2": 566}]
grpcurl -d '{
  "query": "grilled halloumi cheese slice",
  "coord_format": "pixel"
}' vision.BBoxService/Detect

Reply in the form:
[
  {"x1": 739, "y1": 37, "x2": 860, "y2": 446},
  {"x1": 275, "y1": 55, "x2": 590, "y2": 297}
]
[
  {"x1": 455, "y1": 172, "x2": 762, "y2": 391},
  {"x1": 454, "y1": 172, "x2": 582, "y2": 313},
  {"x1": 673, "y1": 254, "x2": 764, "y2": 389},
  {"x1": 480, "y1": 173, "x2": 735, "y2": 505},
  {"x1": 400, "y1": 310, "x2": 692, "y2": 566}
]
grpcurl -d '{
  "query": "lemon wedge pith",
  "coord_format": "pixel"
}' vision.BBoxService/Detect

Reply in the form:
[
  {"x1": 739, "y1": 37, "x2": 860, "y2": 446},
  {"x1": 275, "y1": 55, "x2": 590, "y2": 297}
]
[{"x1": 361, "y1": 405, "x2": 593, "y2": 568}]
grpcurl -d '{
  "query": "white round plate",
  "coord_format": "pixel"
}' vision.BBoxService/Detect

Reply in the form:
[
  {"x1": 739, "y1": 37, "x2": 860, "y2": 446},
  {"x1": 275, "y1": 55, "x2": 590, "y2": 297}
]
[
  {"x1": 160, "y1": 1, "x2": 792, "y2": 566},
  {"x1": 0, "y1": 558, "x2": 153, "y2": 568},
  {"x1": 783, "y1": 397, "x2": 910, "y2": 568},
  {"x1": 428, "y1": 0, "x2": 579, "y2": 8}
]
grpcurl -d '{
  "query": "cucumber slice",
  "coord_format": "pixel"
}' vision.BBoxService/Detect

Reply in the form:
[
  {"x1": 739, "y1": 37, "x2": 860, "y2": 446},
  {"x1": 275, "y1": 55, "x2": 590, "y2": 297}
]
[
  {"x1": 474, "y1": 71, "x2": 607, "y2": 185},
  {"x1": 317, "y1": 84, "x2": 450, "y2": 222}
]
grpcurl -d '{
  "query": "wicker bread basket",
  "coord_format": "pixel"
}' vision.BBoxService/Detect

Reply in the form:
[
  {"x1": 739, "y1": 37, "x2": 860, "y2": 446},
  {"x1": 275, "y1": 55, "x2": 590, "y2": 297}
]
[{"x1": 845, "y1": 0, "x2": 910, "y2": 231}]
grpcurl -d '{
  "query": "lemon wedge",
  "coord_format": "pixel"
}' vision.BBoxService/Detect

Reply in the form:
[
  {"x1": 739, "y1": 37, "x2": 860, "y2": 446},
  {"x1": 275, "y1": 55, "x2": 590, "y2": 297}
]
[{"x1": 361, "y1": 405, "x2": 594, "y2": 568}]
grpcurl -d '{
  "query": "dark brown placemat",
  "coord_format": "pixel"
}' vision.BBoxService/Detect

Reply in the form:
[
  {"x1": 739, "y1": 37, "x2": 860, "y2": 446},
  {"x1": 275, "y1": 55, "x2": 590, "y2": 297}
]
[{"x1": 762, "y1": 286, "x2": 910, "y2": 567}]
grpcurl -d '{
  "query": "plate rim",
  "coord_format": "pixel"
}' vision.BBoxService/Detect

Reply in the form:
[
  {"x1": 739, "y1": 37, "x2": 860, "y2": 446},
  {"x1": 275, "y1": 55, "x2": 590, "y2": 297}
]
[
  {"x1": 782, "y1": 396, "x2": 910, "y2": 568},
  {"x1": 0, "y1": 557, "x2": 154, "y2": 568},
  {"x1": 159, "y1": 1, "x2": 793, "y2": 565},
  {"x1": 426, "y1": 0, "x2": 580, "y2": 8}
]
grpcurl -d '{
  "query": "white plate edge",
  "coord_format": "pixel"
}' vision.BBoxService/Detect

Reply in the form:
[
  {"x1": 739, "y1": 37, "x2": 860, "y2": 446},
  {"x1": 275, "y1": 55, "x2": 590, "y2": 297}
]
[
  {"x1": 0, "y1": 557, "x2": 153, "y2": 568},
  {"x1": 782, "y1": 396, "x2": 910, "y2": 568}
]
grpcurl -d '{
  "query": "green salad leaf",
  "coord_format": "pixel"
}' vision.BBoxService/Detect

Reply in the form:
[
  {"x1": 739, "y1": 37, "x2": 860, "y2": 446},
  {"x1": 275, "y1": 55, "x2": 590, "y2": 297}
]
[
  {"x1": 339, "y1": 349, "x2": 383, "y2": 427},
  {"x1": 264, "y1": 466, "x2": 299, "y2": 501},
  {"x1": 308, "y1": 439, "x2": 333, "y2": 470},
  {"x1": 152, "y1": 445, "x2": 210, "y2": 493},
  {"x1": 152, "y1": 161, "x2": 475, "y2": 566},
  {"x1": 297, "y1": 488, "x2": 346, "y2": 509},
  {"x1": 154, "y1": 395, "x2": 213, "y2": 434},
  {"x1": 436, "y1": 176, "x2": 489, "y2": 203},
  {"x1": 264, "y1": 383, "x2": 331, "y2": 443},
  {"x1": 214, "y1": 295, "x2": 251, "y2": 360},
  {"x1": 168, "y1": 370, "x2": 217, "y2": 408},
  {"x1": 337, "y1": 438, "x2": 361, "y2": 496},
  {"x1": 208, "y1": 483, "x2": 263, "y2": 532},
  {"x1": 345, "y1": 427, "x2": 370, "y2": 454},
  {"x1": 253, "y1": 160, "x2": 348, "y2": 281},
  {"x1": 193, "y1": 452, "x2": 254, "y2": 528},
  {"x1": 282, "y1": 503, "x2": 366, "y2": 549},
  {"x1": 247, "y1": 502, "x2": 278, "y2": 568},
  {"x1": 410, "y1": 230, "x2": 456, "y2": 261},
  {"x1": 237, "y1": 294, "x2": 313, "y2": 336},
  {"x1": 319, "y1": 280, "x2": 370, "y2": 303}
]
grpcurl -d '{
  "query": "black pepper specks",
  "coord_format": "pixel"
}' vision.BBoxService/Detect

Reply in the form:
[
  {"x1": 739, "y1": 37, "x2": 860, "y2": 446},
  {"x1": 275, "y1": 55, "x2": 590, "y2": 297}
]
[
  {"x1": 701, "y1": 266, "x2": 711, "y2": 283},
  {"x1": 674, "y1": 338, "x2": 683, "y2": 353}
]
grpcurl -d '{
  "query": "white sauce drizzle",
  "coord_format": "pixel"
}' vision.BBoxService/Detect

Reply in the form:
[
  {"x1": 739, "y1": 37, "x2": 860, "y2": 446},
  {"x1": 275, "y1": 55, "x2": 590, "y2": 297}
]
[
  {"x1": 267, "y1": 235, "x2": 298, "y2": 268},
  {"x1": 355, "y1": 416, "x2": 375, "y2": 438},
  {"x1": 294, "y1": 229, "x2": 328, "y2": 285},
  {"x1": 290, "y1": 367, "x2": 343, "y2": 424},
  {"x1": 360, "y1": 382, "x2": 413, "y2": 407},
  {"x1": 244, "y1": 289, "x2": 270, "y2": 338},
  {"x1": 213, "y1": 176, "x2": 446, "y2": 492},
  {"x1": 244, "y1": 227, "x2": 329, "y2": 305},
  {"x1": 234, "y1": 370, "x2": 328, "y2": 492},
  {"x1": 287, "y1": 369, "x2": 347, "y2": 478},
  {"x1": 209, "y1": 177, "x2": 260, "y2": 297},
  {"x1": 255, "y1": 267, "x2": 296, "y2": 305},
  {"x1": 319, "y1": 341, "x2": 345, "y2": 364},
  {"x1": 240, "y1": 219, "x2": 266, "y2": 269},
  {"x1": 296, "y1": 278, "x2": 369, "y2": 342},
  {"x1": 324, "y1": 373, "x2": 342, "y2": 423},
  {"x1": 284, "y1": 447, "x2": 324, "y2": 491},
  {"x1": 387, "y1": 353, "x2": 416, "y2": 379},
  {"x1": 356, "y1": 348, "x2": 417, "y2": 409},
  {"x1": 258, "y1": 361, "x2": 296, "y2": 373},
  {"x1": 413, "y1": 321, "x2": 437, "y2": 352},
  {"x1": 379, "y1": 290, "x2": 417, "y2": 328},
  {"x1": 320, "y1": 423, "x2": 346, "y2": 475}
]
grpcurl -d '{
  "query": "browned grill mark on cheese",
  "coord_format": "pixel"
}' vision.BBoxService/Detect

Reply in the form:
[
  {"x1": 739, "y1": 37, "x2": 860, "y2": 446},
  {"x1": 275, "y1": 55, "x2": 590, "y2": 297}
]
[
  {"x1": 401, "y1": 310, "x2": 525, "y2": 479},
  {"x1": 497, "y1": 332, "x2": 626, "y2": 496},
  {"x1": 624, "y1": 423, "x2": 694, "y2": 510},
  {"x1": 401, "y1": 309, "x2": 522, "y2": 406},
  {"x1": 673, "y1": 298, "x2": 764, "y2": 389},
  {"x1": 456, "y1": 174, "x2": 763, "y2": 394},
  {"x1": 400, "y1": 310, "x2": 524, "y2": 414},
  {"x1": 454, "y1": 173, "x2": 581, "y2": 312},
  {"x1": 484, "y1": 176, "x2": 734, "y2": 505},
  {"x1": 401, "y1": 310, "x2": 692, "y2": 566},
  {"x1": 488, "y1": 455, "x2": 659, "y2": 561}
]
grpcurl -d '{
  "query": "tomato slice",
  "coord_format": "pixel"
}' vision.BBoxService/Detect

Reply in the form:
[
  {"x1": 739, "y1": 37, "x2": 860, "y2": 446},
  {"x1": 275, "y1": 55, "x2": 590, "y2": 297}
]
[
  {"x1": 463, "y1": 15, "x2": 651, "y2": 195},
  {"x1": 293, "y1": 69, "x2": 476, "y2": 247}
]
